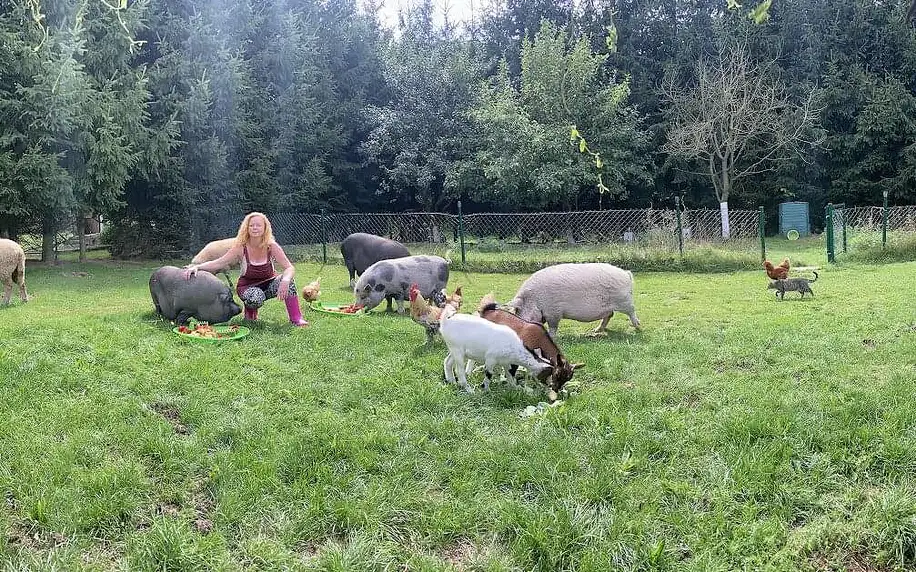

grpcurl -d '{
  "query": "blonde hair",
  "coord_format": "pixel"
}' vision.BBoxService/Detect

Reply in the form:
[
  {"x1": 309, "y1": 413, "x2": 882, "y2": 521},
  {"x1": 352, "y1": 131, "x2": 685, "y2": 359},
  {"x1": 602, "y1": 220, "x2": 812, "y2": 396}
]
[{"x1": 235, "y1": 212, "x2": 274, "y2": 247}]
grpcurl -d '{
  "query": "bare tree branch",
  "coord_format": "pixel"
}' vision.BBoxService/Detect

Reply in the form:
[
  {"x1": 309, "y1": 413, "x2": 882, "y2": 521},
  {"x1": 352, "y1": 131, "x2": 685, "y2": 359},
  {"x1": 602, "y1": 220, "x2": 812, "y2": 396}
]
[{"x1": 662, "y1": 44, "x2": 824, "y2": 209}]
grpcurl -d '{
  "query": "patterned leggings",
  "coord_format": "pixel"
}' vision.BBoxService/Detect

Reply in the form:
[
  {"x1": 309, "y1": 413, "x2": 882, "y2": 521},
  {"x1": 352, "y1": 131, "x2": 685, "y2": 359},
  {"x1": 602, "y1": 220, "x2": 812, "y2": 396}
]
[{"x1": 239, "y1": 277, "x2": 297, "y2": 309}]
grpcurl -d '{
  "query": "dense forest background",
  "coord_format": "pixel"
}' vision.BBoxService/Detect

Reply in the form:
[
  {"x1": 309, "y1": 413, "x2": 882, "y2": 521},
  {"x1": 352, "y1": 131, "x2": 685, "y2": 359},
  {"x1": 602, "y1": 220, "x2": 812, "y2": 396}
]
[{"x1": 1, "y1": 0, "x2": 915, "y2": 256}]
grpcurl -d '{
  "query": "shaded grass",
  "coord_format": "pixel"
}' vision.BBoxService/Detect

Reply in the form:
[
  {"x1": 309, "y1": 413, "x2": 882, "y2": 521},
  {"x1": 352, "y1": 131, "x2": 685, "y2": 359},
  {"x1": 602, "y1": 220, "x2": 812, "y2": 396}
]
[{"x1": 1, "y1": 258, "x2": 915, "y2": 570}]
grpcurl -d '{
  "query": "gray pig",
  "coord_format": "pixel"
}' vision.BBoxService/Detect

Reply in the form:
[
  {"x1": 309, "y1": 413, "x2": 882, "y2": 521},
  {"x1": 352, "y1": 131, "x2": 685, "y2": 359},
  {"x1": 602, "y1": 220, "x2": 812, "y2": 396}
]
[
  {"x1": 354, "y1": 255, "x2": 449, "y2": 313},
  {"x1": 149, "y1": 266, "x2": 242, "y2": 325},
  {"x1": 508, "y1": 263, "x2": 640, "y2": 337},
  {"x1": 341, "y1": 233, "x2": 410, "y2": 287}
]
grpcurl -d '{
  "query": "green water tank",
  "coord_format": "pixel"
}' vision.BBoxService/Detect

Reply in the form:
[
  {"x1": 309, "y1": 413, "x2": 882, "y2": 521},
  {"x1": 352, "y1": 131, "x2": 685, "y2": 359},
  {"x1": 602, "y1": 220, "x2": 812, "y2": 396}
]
[{"x1": 778, "y1": 201, "x2": 810, "y2": 236}]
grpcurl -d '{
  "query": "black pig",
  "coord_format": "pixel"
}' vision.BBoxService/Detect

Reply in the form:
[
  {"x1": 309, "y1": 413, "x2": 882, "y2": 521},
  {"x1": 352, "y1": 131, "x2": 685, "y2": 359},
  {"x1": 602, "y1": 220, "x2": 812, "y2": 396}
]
[
  {"x1": 149, "y1": 266, "x2": 241, "y2": 325},
  {"x1": 340, "y1": 233, "x2": 410, "y2": 287}
]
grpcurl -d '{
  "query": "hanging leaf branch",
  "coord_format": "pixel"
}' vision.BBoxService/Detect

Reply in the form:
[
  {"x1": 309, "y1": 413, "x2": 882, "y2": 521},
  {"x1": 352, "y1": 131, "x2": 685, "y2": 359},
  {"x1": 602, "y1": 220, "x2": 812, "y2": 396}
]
[
  {"x1": 25, "y1": 0, "x2": 50, "y2": 51},
  {"x1": 569, "y1": 125, "x2": 610, "y2": 197},
  {"x1": 726, "y1": 0, "x2": 774, "y2": 24},
  {"x1": 562, "y1": 20, "x2": 618, "y2": 205},
  {"x1": 20, "y1": 0, "x2": 144, "y2": 54},
  {"x1": 98, "y1": 0, "x2": 145, "y2": 53}
]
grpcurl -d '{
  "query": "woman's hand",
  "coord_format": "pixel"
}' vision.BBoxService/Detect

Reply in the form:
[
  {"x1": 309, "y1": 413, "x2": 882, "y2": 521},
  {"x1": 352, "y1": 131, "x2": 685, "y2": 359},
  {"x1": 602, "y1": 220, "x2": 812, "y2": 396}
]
[
  {"x1": 183, "y1": 265, "x2": 199, "y2": 280},
  {"x1": 277, "y1": 278, "x2": 290, "y2": 300}
]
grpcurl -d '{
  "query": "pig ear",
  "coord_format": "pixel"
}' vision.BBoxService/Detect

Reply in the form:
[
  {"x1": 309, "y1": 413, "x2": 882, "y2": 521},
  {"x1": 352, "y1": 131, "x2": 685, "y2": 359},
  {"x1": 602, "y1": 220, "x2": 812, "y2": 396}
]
[{"x1": 362, "y1": 284, "x2": 372, "y2": 294}]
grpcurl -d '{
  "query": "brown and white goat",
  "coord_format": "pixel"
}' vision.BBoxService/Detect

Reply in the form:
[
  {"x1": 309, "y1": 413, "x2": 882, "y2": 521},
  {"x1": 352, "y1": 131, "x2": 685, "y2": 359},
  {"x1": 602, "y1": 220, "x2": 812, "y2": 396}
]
[{"x1": 477, "y1": 293, "x2": 583, "y2": 399}]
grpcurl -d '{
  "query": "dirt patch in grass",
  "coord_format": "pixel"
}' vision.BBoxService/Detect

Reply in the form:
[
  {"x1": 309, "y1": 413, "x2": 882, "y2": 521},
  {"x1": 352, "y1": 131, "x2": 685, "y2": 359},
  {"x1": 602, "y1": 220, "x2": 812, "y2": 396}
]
[
  {"x1": 155, "y1": 501, "x2": 181, "y2": 518},
  {"x1": 190, "y1": 477, "x2": 215, "y2": 534},
  {"x1": 299, "y1": 535, "x2": 347, "y2": 565},
  {"x1": 810, "y1": 552, "x2": 888, "y2": 572},
  {"x1": 150, "y1": 402, "x2": 190, "y2": 435},
  {"x1": 437, "y1": 538, "x2": 487, "y2": 570},
  {"x1": 6, "y1": 522, "x2": 67, "y2": 551}
]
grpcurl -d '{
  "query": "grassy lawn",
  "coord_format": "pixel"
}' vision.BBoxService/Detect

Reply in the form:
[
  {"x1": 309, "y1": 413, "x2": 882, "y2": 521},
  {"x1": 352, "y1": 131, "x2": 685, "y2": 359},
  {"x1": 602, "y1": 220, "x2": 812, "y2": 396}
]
[{"x1": 2, "y1": 256, "x2": 915, "y2": 570}]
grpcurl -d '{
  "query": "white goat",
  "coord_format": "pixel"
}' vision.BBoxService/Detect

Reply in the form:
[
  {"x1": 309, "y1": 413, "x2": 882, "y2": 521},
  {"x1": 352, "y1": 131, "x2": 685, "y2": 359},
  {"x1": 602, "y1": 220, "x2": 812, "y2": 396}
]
[{"x1": 438, "y1": 306, "x2": 553, "y2": 393}]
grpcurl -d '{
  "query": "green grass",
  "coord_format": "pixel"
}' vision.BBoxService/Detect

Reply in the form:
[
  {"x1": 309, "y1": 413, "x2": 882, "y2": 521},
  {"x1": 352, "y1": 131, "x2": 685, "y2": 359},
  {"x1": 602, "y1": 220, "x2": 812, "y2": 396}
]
[{"x1": 2, "y1": 257, "x2": 915, "y2": 570}]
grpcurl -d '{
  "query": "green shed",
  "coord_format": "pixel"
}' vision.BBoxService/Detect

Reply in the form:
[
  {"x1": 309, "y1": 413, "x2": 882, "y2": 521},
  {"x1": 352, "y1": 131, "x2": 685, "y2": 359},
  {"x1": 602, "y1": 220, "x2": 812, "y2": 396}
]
[{"x1": 778, "y1": 201, "x2": 810, "y2": 237}]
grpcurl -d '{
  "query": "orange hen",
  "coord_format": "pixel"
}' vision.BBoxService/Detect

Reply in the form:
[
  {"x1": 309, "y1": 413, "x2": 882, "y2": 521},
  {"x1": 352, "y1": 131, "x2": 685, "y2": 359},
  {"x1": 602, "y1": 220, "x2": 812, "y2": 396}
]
[
  {"x1": 764, "y1": 258, "x2": 790, "y2": 280},
  {"x1": 409, "y1": 283, "x2": 462, "y2": 344},
  {"x1": 301, "y1": 277, "x2": 321, "y2": 302}
]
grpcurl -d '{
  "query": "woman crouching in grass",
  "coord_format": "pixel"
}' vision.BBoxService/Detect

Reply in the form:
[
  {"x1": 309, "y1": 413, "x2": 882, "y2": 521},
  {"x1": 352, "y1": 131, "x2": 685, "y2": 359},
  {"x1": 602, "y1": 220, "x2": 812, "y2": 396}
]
[{"x1": 184, "y1": 212, "x2": 308, "y2": 327}]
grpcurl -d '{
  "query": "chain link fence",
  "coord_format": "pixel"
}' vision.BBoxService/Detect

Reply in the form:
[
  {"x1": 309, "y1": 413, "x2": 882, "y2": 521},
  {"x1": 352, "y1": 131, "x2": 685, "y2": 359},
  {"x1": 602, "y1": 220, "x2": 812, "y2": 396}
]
[
  {"x1": 826, "y1": 204, "x2": 916, "y2": 261},
  {"x1": 18, "y1": 217, "x2": 104, "y2": 260},
  {"x1": 266, "y1": 208, "x2": 761, "y2": 246},
  {"x1": 252, "y1": 207, "x2": 763, "y2": 271},
  {"x1": 13, "y1": 206, "x2": 766, "y2": 269}
]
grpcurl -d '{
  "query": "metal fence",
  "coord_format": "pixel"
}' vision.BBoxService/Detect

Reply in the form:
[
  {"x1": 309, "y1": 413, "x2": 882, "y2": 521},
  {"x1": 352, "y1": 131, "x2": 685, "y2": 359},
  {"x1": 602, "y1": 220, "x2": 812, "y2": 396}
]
[
  {"x1": 257, "y1": 207, "x2": 763, "y2": 267},
  {"x1": 17, "y1": 206, "x2": 765, "y2": 264},
  {"x1": 267, "y1": 208, "x2": 763, "y2": 246},
  {"x1": 826, "y1": 203, "x2": 916, "y2": 262}
]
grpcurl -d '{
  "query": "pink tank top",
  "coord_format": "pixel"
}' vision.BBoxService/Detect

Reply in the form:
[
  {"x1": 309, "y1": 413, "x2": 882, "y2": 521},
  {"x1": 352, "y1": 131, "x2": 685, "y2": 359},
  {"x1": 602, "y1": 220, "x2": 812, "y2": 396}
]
[{"x1": 236, "y1": 244, "x2": 277, "y2": 295}]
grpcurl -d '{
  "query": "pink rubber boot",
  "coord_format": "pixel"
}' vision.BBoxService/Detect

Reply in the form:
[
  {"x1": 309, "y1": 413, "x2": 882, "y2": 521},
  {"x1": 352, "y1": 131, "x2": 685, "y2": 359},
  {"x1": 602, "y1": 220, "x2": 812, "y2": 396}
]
[
  {"x1": 244, "y1": 307, "x2": 258, "y2": 321},
  {"x1": 284, "y1": 295, "x2": 309, "y2": 327}
]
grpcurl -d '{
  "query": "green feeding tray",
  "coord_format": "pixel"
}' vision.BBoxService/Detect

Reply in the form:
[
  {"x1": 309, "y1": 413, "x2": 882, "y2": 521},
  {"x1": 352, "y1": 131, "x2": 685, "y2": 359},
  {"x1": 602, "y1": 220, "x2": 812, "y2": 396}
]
[
  {"x1": 786, "y1": 229, "x2": 800, "y2": 240},
  {"x1": 173, "y1": 323, "x2": 251, "y2": 342},
  {"x1": 309, "y1": 301, "x2": 367, "y2": 316}
]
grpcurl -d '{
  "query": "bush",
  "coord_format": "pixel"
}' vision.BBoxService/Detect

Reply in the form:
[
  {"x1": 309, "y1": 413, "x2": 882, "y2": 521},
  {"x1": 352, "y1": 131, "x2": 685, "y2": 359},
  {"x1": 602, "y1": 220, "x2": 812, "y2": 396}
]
[
  {"x1": 847, "y1": 231, "x2": 916, "y2": 263},
  {"x1": 475, "y1": 238, "x2": 507, "y2": 253},
  {"x1": 105, "y1": 220, "x2": 184, "y2": 259}
]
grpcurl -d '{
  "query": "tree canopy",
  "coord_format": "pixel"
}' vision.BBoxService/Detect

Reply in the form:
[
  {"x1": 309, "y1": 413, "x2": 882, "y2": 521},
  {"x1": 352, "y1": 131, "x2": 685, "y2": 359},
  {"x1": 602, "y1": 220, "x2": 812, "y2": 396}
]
[{"x1": 1, "y1": 0, "x2": 915, "y2": 255}]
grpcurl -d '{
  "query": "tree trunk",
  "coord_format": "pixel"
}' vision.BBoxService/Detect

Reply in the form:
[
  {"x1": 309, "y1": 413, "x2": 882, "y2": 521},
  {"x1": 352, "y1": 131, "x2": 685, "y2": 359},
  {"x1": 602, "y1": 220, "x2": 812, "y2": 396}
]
[
  {"x1": 78, "y1": 215, "x2": 87, "y2": 263},
  {"x1": 0, "y1": 215, "x2": 12, "y2": 239},
  {"x1": 720, "y1": 201, "x2": 731, "y2": 240},
  {"x1": 41, "y1": 215, "x2": 57, "y2": 263},
  {"x1": 719, "y1": 168, "x2": 732, "y2": 239}
]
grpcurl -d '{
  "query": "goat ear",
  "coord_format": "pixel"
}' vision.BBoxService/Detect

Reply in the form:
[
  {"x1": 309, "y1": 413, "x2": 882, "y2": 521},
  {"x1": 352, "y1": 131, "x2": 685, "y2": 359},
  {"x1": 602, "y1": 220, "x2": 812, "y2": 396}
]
[{"x1": 571, "y1": 362, "x2": 585, "y2": 370}]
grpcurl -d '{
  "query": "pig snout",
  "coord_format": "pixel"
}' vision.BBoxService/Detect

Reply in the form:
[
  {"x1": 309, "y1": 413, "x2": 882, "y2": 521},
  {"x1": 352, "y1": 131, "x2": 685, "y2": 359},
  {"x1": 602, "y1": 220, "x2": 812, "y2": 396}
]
[
  {"x1": 225, "y1": 298, "x2": 242, "y2": 321},
  {"x1": 355, "y1": 288, "x2": 384, "y2": 311},
  {"x1": 199, "y1": 293, "x2": 241, "y2": 323}
]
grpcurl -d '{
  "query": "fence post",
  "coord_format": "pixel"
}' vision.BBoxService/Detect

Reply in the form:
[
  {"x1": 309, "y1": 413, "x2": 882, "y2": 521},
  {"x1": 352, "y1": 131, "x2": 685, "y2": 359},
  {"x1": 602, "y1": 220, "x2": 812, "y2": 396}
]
[
  {"x1": 882, "y1": 190, "x2": 889, "y2": 249},
  {"x1": 826, "y1": 203, "x2": 835, "y2": 263},
  {"x1": 320, "y1": 208, "x2": 327, "y2": 264},
  {"x1": 457, "y1": 200, "x2": 466, "y2": 266},
  {"x1": 841, "y1": 207, "x2": 847, "y2": 254},
  {"x1": 758, "y1": 206, "x2": 766, "y2": 262},
  {"x1": 674, "y1": 196, "x2": 684, "y2": 258}
]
